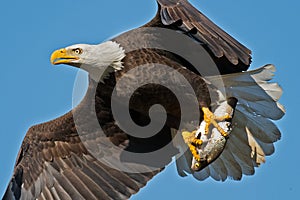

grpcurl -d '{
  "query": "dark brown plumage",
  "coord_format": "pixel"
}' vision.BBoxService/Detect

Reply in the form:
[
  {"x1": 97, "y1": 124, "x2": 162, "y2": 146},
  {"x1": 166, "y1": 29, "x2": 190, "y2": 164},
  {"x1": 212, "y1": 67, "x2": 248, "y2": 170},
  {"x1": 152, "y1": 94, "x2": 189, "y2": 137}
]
[
  {"x1": 147, "y1": 0, "x2": 252, "y2": 73},
  {"x1": 3, "y1": 1, "x2": 284, "y2": 200},
  {"x1": 3, "y1": 76, "x2": 170, "y2": 200}
]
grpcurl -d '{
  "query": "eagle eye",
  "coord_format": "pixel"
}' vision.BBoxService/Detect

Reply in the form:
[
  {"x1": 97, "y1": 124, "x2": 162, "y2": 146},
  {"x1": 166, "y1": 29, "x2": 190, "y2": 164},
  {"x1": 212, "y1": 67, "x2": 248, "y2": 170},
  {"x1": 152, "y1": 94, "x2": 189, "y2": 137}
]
[{"x1": 73, "y1": 48, "x2": 83, "y2": 55}]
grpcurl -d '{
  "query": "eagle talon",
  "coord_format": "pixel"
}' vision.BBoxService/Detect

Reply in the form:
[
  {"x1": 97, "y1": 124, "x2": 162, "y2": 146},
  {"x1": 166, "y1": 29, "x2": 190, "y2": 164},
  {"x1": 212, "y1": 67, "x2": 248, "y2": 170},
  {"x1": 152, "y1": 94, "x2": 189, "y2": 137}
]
[
  {"x1": 202, "y1": 107, "x2": 231, "y2": 137},
  {"x1": 182, "y1": 131, "x2": 202, "y2": 161},
  {"x1": 181, "y1": 107, "x2": 232, "y2": 164}
]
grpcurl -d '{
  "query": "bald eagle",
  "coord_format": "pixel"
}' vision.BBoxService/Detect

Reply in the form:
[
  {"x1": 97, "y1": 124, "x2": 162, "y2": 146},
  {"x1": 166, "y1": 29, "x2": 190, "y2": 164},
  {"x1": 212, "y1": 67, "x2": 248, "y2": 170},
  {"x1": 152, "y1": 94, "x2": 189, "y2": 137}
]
[{"x1": 3, "y1": 0, "x2": 284, "y2": 200}]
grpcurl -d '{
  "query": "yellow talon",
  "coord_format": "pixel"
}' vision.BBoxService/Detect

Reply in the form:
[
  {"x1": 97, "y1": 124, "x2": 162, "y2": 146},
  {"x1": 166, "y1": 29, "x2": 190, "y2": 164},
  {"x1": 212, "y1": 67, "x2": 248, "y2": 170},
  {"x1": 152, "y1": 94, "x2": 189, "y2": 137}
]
[
  {"x1": 188, "y1": 144, "x2": 200, "y2": 161},
  {"x1": 182, "y1": 131, "x2": 202, "y2": 162},
  {"x1": 193, "y1": 139, "x2": 203, "y2": 146},
  {"x1": 181, "y1": 107, "x2": 231, "y2": 164},
  {"x1": 202, "y1": 107, "x2": 231, "y2": 137}
]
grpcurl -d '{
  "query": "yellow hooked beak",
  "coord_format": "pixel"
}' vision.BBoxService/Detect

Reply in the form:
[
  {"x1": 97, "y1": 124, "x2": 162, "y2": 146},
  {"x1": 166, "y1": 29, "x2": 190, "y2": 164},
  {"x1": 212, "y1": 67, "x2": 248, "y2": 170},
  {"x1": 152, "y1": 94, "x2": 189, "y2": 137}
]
[{"x1": 50, "y1": 48, "x2": 79, "y2": 65}]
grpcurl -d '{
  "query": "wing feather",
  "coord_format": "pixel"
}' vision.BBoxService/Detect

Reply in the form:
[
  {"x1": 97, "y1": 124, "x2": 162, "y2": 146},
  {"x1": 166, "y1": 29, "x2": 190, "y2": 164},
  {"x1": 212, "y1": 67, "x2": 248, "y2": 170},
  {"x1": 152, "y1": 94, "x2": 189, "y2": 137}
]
[
  {"x1": 208, "y1": 158, "x2": 228, "y2": 181},
  {"x1": 156, "y1": 0, "x2": 251, "y2": 67},
  {"x1": 3, "y1": 99, "x2": 166, "y2": 200}
]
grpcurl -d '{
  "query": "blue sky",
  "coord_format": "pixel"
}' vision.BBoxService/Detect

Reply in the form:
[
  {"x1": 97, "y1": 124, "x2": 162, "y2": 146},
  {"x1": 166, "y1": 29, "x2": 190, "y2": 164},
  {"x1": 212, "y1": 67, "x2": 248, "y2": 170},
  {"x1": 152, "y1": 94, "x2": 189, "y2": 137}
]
[{"x1": 0, "y1": 0, "x2": 298, "y2": 199}]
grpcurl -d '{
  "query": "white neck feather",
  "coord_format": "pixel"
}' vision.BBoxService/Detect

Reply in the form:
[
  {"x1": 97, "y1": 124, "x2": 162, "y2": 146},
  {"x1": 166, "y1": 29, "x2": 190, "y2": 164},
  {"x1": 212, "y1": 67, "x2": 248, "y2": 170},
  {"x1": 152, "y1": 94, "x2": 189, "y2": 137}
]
[{"x1": 80, "y1": 41, "x2": 125, "y2": 82}]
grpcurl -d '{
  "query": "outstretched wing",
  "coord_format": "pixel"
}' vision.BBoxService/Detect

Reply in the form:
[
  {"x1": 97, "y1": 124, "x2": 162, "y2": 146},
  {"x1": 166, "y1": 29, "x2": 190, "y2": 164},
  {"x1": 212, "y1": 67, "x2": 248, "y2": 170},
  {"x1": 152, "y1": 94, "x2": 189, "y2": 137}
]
[
  {"x1": 3, "y1": 79, "x2": 177, "y2": 200},
  {"x1": 2, "y1": 114, "x2": 162, "y2": 200},
  {"x1": 144, "y1": 0, "x2": 251, "y2": 73}
]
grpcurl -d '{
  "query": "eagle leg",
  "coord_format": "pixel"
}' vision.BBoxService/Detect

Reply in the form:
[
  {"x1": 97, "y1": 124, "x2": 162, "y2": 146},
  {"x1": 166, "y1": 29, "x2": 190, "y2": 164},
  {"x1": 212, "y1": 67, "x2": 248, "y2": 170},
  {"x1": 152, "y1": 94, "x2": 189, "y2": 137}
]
[
  {"x1": 182, "y1": 130, "x2": 203, "y2": 161},
  {"x1": 202, "y1": 107, "x2": 231, "y2": 137}
]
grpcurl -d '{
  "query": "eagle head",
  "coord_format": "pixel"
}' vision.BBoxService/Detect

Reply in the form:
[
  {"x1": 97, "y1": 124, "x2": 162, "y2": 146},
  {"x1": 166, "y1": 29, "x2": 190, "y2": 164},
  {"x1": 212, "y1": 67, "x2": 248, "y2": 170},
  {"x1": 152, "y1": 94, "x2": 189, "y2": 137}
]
[{"x1": 51, "y1": 41, "x2": 125, "y2": 81}]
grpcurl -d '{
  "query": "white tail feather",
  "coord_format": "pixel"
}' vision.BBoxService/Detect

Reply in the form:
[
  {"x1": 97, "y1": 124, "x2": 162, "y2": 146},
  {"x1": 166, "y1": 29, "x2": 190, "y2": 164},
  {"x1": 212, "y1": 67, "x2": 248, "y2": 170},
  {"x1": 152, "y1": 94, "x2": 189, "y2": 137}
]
[
  {"x1": 176, "y1": 64, "x2": 285, "y2": 181},
  {"x1": 206, "y1": 64, "x2": 285, "y2": 120}
]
